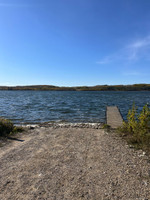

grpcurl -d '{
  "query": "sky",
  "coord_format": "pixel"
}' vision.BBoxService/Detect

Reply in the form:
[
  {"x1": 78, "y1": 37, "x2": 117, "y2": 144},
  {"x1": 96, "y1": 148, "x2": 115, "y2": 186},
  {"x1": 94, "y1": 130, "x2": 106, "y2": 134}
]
[{"x1": 0, "y1": 0, "x2": 150, "y2": 86}]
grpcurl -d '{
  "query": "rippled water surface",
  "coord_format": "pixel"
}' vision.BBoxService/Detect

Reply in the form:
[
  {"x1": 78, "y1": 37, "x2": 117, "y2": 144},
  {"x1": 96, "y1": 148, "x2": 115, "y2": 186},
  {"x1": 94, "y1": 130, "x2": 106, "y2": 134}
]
[{"x1": 0, "y1": 91, "x2": 150, "y2": 124}]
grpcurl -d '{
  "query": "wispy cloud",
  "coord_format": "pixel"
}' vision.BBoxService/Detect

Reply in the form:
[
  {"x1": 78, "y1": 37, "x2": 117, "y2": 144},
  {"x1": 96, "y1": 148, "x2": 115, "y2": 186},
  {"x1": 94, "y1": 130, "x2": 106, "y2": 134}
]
[
  {"x1": 96, "y1": 56, "x2": 113, "y2": 64},
  {"x1": 122, "y1": 71, "x2": 149, "y2": 76},
  {"x1": 96, "y1": 53, "x2": 122, "y2": 64},
  {"x1": 97, "y1": 36, "x2": 150, "y2": 64},
  {"x1": 126, "y1": 36, "x2": 150, "y2": 61},
  {"x1": 123, "y1": 71, "x2": 141, "y2": 76}
]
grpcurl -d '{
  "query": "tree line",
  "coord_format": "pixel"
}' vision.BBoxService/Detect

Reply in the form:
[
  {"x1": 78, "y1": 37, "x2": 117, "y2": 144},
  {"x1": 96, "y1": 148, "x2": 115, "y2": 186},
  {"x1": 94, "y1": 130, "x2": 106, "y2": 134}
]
[{"x1": 0, "y1": 84, "x2": 150, "y2": 91}]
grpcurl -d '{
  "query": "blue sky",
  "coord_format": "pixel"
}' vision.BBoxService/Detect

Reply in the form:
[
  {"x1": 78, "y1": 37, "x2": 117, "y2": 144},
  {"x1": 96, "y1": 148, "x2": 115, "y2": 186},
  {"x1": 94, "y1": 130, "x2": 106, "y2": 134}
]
[{"x1": 0, "y1": 0, "x2": 150, "y2": 86}]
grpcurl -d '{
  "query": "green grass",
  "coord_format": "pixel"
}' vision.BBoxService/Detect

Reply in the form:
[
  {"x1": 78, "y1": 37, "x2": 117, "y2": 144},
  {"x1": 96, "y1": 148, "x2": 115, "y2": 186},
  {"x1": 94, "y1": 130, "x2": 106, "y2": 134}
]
[
  {"x1": 102, "y1": 124, "x2": 111, "y2": 132},
  {"x1": 118, "y1": 104, "x2": 150, "y2": 152},
  {"x1": 0, "y1": 118, "x2": 23, "y2": 137}
]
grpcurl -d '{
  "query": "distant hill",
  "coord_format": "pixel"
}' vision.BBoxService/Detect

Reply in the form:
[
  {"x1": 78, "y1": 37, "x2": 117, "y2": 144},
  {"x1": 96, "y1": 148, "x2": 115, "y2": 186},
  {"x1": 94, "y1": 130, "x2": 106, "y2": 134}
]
[{"x1": 0, "y1": 84, "x2": 150, "y2": 91}]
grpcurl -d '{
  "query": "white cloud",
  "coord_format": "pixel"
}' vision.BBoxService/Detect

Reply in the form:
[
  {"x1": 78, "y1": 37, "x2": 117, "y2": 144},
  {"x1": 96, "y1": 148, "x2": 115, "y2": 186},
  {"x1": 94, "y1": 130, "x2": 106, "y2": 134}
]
[
  {"x1": 97, "y1": 36, "x2": 150, "y2": 64},
  {"x1": 96, "y1": 53, "x2": 122, "y2": 64},
  {"x1": 126, "y1": 36, "x2": 150, "y2": 61},
  {"x1": 122, "y1": 71, "x2": 141, "y2": 76},
  {"x1": 122, "y1": 71, "x2": 150, "y2": 76},
  {"x1": 96, "y1": 56, "x2": 112, "y2": 64}
]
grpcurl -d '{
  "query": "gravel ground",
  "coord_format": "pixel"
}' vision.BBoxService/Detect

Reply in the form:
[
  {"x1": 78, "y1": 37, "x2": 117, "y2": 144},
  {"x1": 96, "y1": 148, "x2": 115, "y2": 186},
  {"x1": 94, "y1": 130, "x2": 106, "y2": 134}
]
[{"x1": 0, "y1": 124, "x2": 150, "y2": 200}]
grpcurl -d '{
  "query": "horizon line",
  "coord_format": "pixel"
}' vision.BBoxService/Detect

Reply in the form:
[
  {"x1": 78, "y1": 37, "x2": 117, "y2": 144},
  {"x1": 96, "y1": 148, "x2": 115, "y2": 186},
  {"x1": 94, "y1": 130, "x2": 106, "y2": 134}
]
[{"x1": 0, "y1": 83, "x2": 149, "y2": 87}]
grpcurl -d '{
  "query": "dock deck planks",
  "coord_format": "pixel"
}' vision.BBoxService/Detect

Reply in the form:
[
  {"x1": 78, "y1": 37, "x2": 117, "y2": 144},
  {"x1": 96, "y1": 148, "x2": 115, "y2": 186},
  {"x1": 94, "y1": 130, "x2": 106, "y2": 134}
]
[{"x1": 106, "y1": 106, "x2": 123, "y2": 128}]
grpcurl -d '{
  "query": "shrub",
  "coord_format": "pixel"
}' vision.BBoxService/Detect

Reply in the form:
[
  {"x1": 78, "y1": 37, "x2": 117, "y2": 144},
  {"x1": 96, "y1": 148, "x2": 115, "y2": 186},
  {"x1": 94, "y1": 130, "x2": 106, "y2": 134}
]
[
  {"x1": 118, "y1": 104, "x2": 150, "y2": 151},
  {"x1": 127, "y1": 103, "x2": 138, "y2": 134},
  {"x1": 0, "y1": 118, "x2": 14, "y2": 136},
  {"x1": 0, "y1": 118, "x2": 23, "y2": 137},
  {"x1": 138, "y1": 104, "x2": 150, "y2": 135}
]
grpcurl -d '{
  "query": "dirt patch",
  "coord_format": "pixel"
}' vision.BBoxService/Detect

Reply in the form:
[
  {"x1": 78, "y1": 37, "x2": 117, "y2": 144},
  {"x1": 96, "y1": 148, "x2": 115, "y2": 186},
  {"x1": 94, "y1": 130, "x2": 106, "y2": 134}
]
[{"x1": 0, "y1": 126, "x2": 150, "y2": 199}]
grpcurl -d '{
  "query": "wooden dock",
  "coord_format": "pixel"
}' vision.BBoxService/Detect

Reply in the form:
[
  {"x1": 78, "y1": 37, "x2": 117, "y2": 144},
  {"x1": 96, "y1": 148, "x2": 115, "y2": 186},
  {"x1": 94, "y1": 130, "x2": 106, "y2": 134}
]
[{"x1": 106, "y1": 106, "x2": 123, "y2": 129}]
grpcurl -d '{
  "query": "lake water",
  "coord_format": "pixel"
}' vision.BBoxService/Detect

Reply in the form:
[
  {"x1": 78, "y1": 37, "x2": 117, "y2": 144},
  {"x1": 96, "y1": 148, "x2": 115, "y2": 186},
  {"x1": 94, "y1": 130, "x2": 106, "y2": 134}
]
[{"x1": 0, "y1": 90, "x2": 150, "y2": 124}]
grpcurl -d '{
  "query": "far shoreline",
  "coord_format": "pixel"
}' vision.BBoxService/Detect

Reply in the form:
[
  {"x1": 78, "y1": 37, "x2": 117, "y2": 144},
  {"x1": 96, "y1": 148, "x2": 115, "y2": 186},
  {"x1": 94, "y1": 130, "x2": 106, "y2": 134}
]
[{"x1": 0, "y1": 83, "x2": 150, "y2": 91}]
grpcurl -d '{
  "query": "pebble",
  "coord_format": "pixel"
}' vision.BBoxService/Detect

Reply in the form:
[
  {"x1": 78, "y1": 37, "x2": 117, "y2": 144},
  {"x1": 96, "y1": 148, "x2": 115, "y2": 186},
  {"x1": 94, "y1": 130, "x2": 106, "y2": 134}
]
[
  {"x1": 39, "y1": 122, "x2": 103, "y2": 129},
  {"x1": 17, "y1": 122, "x2": 103, "y2": 130}
]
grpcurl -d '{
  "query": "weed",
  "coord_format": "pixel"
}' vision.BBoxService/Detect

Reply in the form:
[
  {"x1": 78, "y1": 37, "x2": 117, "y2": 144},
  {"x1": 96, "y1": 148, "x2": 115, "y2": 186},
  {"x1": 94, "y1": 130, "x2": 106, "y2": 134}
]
[
  {"x1": 102, "y1": 124, "x2": 111, "y2": 132},
  {"x1": 118, "y1": 104, "x2": 150, "y2": 152},
  {"x1": 0, "y1": 118, "x2": 23, "y2": 137}
]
